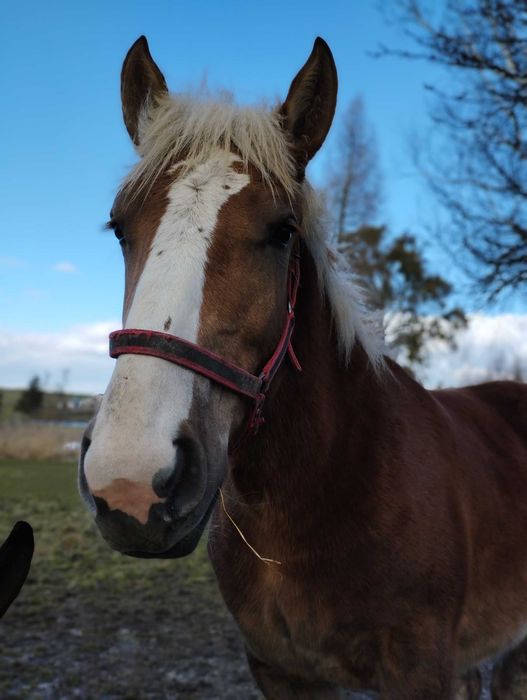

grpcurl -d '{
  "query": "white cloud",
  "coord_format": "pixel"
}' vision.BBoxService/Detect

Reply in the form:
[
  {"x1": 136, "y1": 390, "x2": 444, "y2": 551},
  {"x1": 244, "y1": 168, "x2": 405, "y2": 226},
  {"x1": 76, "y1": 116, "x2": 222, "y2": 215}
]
[
  {"x1": 418, "y1": 314, "x2": 527, "y2": 388},
  {"x1": 0, "y1": 321, "x2": 118, "y2": 394},
  {"x1": 1, "y1": 314, "x2": 526, "y2": 396},
  {"x1": 53, "y1": 261, "x2": 78, "y2": 274}
]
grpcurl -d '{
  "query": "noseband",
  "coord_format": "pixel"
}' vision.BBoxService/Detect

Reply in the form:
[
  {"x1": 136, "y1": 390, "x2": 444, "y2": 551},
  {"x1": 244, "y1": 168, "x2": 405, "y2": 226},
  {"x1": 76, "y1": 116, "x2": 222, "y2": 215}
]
[{"x1": 109, "y1": 248, "x2": 302, "y2": 452}]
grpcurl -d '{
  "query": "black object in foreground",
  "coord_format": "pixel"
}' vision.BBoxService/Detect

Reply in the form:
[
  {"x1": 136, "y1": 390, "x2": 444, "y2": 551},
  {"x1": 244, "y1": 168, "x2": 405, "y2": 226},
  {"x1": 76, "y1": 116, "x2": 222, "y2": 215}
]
[{"x1": 0, "y1": 521, "x2": 34, "y2": 618}]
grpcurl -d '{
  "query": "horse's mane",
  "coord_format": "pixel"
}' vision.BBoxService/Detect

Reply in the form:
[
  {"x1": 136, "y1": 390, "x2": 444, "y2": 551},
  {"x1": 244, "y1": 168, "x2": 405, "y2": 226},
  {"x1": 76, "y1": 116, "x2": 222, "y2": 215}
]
[
  {"x1": 301, "y1": 185, "x2": 385, "y2": 371},
  {"x1": 124, "y1": 92, "x2": 385, "y2": 370}
]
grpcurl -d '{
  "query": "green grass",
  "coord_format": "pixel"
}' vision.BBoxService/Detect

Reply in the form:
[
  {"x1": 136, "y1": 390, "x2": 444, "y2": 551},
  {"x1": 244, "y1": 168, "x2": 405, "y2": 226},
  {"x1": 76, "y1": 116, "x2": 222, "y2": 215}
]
[
  {"x1": 0, "y1": 459, "x2": 214, "y2": 596},
  {"x1": 0, "y1": 459, "x2": 256, "y2": 698},
  {"x1": 0, "y1": 458, "x2": 79, "y2": 505}
]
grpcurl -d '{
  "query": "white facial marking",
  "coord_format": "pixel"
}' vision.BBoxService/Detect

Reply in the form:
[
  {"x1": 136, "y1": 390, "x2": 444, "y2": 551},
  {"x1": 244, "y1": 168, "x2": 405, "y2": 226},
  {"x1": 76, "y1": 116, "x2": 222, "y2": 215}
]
[{"x1": 84, "y1": 154, "x2": 249, "y2": 491}]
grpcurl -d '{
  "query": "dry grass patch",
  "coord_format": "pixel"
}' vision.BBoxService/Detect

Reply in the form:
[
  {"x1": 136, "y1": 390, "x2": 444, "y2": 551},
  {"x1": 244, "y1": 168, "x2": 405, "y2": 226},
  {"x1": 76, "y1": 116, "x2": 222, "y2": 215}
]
[{"x1": 0, "y1": 421, "x2": 83, "y2": 460}]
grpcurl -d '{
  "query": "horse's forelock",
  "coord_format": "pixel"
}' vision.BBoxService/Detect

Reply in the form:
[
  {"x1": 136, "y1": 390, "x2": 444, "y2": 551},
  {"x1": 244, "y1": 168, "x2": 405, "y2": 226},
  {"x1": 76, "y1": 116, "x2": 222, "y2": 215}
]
[{"x1": 122, "y1": 93, "x2": 299, "y2": 202}]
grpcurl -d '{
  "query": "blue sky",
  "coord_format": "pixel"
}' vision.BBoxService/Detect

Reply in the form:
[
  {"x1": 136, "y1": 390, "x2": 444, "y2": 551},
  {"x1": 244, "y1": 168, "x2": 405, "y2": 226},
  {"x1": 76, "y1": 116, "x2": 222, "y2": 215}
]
[{"x1": 1, "y1": 0, "x2": 525, "y2": 392}]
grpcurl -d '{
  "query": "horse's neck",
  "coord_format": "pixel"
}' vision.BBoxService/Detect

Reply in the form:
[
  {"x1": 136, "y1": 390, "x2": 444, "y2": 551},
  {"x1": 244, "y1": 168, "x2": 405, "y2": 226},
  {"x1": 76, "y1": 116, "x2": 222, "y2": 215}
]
[{"x1": 229, "y1": 244, "x2": 386, "y2": 515}]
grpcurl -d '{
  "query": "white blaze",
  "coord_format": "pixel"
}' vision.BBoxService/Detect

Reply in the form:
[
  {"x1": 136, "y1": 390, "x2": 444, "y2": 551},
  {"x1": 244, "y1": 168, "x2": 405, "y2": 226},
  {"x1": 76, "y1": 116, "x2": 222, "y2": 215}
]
[{"x1": 84, "y1": 154, "x2": 249, "y2": 491}]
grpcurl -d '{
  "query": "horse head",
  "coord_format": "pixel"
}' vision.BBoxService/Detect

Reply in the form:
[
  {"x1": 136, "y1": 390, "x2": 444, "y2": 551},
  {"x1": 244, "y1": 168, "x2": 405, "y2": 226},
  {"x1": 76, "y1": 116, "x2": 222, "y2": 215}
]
[{"x1": 79, "y1": 36, "x2": 337, "y2": 558}]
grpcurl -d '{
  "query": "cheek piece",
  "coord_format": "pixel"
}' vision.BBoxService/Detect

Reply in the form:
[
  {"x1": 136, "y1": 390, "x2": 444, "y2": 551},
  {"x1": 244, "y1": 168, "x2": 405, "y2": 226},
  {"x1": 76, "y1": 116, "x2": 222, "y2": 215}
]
[{"x1": 109, "y1": 243, "x2": 302, "y2": 454}]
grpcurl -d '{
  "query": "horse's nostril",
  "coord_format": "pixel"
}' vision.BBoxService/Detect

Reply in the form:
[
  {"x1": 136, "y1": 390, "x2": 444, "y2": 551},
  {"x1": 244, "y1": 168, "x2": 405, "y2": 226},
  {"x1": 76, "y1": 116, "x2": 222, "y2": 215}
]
[
  {"x1": 152, "y1": 461, "x2": 180, "y2": 498},
  {"x1": 152, "y1": 435, "x2": 207, "y2": 520},
  {"x1": 81, "y1": 433, "x2": 92, "y2": 457}
]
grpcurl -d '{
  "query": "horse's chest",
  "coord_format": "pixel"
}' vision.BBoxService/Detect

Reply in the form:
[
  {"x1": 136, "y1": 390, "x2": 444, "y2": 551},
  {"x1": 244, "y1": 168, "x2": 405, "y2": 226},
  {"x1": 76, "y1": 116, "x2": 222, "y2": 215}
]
[{"x1": 236, "y1": 576, "x2": 378, "y2": 690}]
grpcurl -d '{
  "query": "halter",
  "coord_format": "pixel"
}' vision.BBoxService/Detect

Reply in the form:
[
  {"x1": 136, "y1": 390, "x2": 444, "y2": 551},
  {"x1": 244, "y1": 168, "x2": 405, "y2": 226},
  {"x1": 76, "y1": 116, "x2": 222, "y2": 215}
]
[{"x1": 109, "y1": 247, "x2": 302, "y2": 453}]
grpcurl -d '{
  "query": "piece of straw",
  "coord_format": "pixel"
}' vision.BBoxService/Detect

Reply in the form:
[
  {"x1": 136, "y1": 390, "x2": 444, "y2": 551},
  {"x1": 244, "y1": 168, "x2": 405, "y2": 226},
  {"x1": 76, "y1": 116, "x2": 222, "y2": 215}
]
[{"x1": 218, "y1": 488, "x2": 282, "y2": 566}]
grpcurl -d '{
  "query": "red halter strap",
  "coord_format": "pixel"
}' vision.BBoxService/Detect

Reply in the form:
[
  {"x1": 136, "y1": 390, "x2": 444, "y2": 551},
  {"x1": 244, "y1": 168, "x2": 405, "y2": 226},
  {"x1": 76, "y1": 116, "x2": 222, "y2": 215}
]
[{"x1": 109, "y1": 249, "x2": 302, "y2": 452}]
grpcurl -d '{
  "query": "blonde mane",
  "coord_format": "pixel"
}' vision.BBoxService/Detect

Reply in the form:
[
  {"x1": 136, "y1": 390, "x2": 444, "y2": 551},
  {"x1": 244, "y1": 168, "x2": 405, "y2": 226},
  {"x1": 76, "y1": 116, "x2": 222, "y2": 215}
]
[
  {"x1": 124, "y1": 92, "x2": 385, "y2": 370},
  {"x1": 126, "y1": 93, "x2": 299, "y2": 198},
  {"x1": 301, "y1": 184, "x2": 385, "y2": 370}
]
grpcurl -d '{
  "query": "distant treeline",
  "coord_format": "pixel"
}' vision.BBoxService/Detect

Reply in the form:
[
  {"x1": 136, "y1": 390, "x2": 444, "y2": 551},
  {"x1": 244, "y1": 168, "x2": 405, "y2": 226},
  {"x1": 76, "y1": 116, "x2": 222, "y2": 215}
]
[{"x1": 0, "y1": 379, "x2": 97, "y2": 422}]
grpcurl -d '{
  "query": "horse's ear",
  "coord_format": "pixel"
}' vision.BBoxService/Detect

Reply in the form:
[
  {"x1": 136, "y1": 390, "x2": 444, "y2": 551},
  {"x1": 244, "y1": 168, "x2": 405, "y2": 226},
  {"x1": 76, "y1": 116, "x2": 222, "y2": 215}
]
[
  {"x1": 121, "y1": 36, "x2": 168, "y2": 146},
  {"x1": 280, "y1": 37, "x2": 338, "y2": 174}
]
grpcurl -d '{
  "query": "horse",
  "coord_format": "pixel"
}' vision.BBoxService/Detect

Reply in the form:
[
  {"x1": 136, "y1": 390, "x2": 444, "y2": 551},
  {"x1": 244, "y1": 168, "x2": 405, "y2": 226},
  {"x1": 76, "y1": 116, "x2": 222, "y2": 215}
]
[
  {"x1": 79, "y1": 36, "x2": 527, "y2": 699},
  {"x1": 0, "y1": 522, "x2": 34, "y2": 619}
]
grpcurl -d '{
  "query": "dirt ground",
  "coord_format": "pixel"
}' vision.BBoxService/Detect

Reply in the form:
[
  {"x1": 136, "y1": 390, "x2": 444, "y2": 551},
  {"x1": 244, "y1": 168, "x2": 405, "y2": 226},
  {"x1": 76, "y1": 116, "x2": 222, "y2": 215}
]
[
  {"x1": 0, "y1": 587, "x2": 493, "y2": 700},
  {"x1": 0, "y1": 460, "x2": 492, "y2": 699}
]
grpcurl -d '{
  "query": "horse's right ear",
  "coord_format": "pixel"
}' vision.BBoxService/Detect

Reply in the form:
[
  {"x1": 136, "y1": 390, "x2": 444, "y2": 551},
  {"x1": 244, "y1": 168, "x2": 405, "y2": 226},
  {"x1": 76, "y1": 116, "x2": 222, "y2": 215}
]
[{"x1": 121, "y1": 36, "x2": 168, "y2": 146}]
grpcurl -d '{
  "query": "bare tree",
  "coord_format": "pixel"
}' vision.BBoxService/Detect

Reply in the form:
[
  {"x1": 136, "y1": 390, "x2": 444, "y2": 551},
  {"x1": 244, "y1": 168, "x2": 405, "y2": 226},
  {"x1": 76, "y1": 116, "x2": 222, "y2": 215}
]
[
  {"x1": 55, "y1": 368, "x2": 71, "y2": 420},
  {"x1": 326, "y1": 96, "x2": 383, "y2": 238},
  {"x1": 326, "y1": 96, "x2": 466, "y2": 371},
  {"x1": 380, "y1": 0, "x2": 527, "y2": 300}
]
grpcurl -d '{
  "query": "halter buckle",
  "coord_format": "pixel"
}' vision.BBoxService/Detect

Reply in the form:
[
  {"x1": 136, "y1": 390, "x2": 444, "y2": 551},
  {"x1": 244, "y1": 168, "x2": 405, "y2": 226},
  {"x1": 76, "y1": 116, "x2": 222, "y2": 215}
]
[{"x1": 249, "y1": 393, "x2": 267, "y2": 434}]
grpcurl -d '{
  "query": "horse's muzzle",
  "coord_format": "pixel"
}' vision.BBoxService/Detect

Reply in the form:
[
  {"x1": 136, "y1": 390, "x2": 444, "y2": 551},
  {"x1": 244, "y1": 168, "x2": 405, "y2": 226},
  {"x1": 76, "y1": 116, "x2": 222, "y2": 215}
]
[
  {"x1": 94, "y1": 491, "x2": 216, "y2": 559},
  {"x1": 79, "y1": 425, "x2": 218, "y2": 558}
]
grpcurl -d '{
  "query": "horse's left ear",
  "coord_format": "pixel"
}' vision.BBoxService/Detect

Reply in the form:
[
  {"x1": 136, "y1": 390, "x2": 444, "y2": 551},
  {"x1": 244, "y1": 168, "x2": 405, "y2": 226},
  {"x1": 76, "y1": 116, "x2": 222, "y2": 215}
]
[
  {"x1": 280, "y1": 37, "x2": 338, "y2": 173},
  {"x1": 121, "y1": 36, "x2": 168, "y2": 146}
]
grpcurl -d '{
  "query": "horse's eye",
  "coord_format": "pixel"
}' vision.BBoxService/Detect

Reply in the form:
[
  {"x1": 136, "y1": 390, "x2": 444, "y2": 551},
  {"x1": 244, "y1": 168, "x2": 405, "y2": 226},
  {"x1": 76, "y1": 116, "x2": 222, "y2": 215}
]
[
  {"x1": 270, "y1": 224, "x2": 295, "y2": 248},
  {"x1": 105, "y1": 219, "x2": 128, "y2": 249},
  {"x1": 113, "y1": 224, "x2": 126, "y2": 246}
]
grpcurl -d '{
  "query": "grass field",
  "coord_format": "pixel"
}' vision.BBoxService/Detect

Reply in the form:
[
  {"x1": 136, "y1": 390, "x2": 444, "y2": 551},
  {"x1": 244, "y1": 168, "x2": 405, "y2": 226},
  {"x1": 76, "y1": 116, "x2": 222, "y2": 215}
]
[{"x1": 0, "y1": 459, "x2": 260, "y2": 699}]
